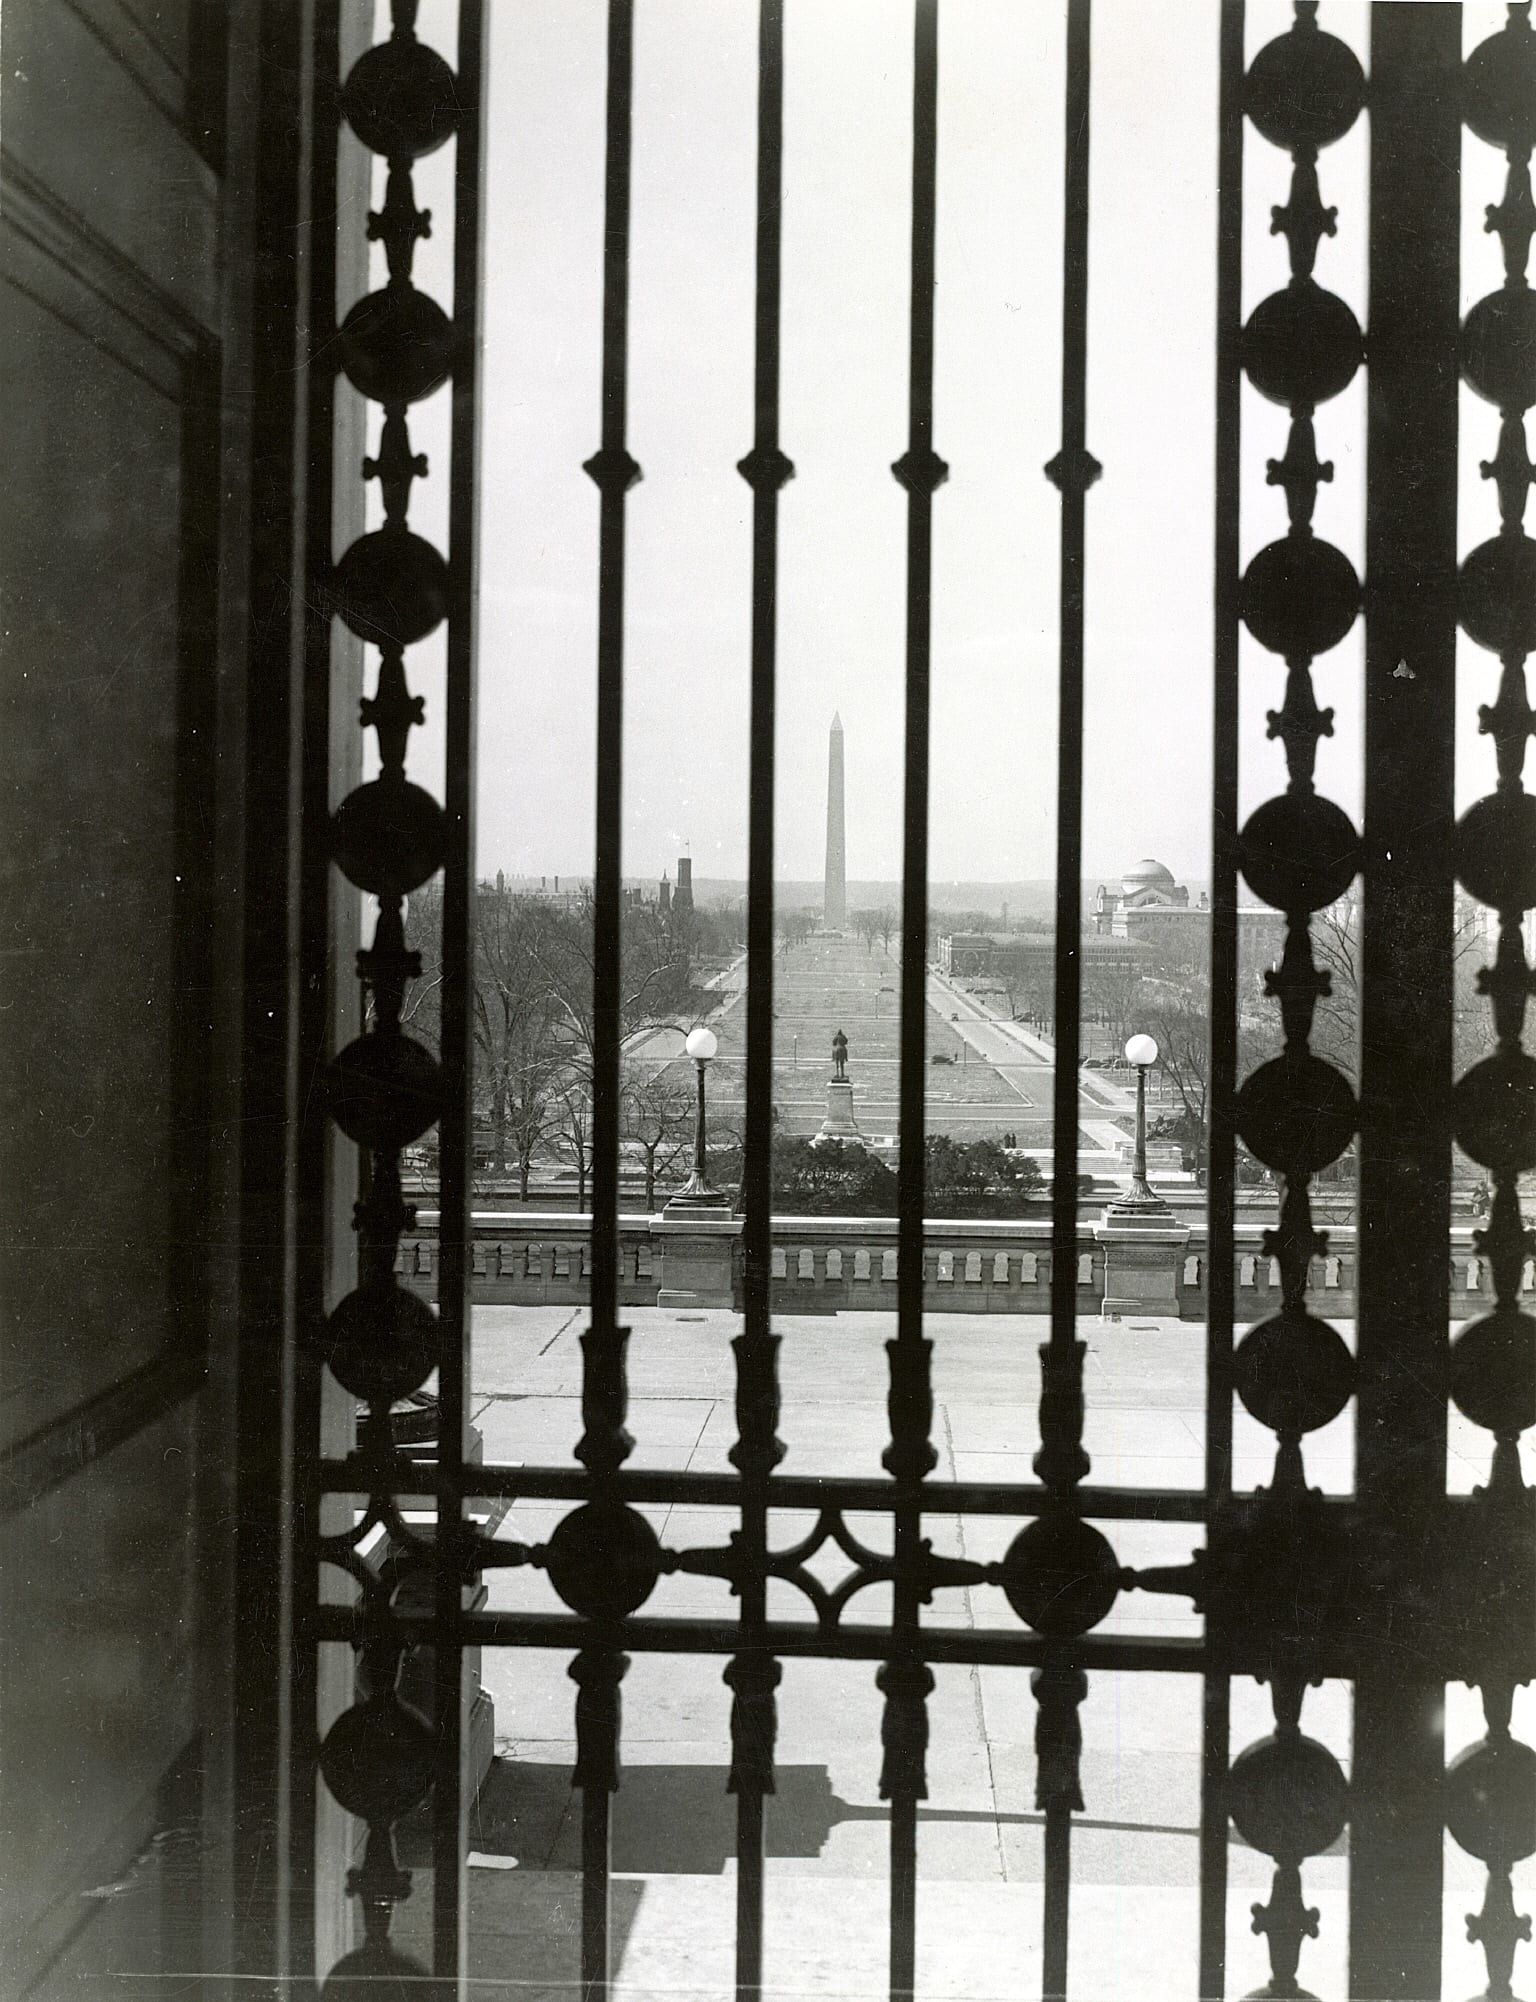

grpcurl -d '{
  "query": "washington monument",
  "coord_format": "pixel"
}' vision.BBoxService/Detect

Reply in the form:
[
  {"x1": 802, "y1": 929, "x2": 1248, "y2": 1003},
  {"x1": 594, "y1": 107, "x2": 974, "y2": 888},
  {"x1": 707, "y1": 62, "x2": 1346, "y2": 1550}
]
[{"x1": 824, "y1": 711, "x2": 846, "y2": 930}]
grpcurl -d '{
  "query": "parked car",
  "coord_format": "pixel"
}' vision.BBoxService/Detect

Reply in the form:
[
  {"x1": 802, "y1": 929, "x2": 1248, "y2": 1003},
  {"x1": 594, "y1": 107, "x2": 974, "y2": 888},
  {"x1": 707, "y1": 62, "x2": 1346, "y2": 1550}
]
[{"x1": 931, "y1": 1052, "x2": 954, "y2": 1066}]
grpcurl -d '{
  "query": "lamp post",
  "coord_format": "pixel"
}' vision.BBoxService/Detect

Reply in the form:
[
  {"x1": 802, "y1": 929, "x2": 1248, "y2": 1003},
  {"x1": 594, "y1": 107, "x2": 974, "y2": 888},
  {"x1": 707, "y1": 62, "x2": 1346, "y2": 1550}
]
[
  {"x1": 1123, "y1": 1031, "x2": 1163, "y2": 1210},
  {"x1": 676, "y1": 1024, "x2": 722, "y2": 1202},
  {"x1": 657, "y1": 1020, "x2": 734, "y2": 1301},
  {"x1": 1095, "y1": 1028, "x2": 1185, "y2": 1320}
]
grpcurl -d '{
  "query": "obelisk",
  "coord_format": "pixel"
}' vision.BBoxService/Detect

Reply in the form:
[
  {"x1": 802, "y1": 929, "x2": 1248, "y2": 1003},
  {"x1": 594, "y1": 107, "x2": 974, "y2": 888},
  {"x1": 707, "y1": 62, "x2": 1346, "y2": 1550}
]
[{"x1": 824, "y1": 711, "x2": 846, "y2": 931}]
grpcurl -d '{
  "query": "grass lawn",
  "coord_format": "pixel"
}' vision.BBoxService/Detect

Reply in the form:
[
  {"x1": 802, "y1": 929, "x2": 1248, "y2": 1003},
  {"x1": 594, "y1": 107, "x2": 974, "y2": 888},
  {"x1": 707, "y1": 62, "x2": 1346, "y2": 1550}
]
[{"x1": 643, "y1": 935, "x2": 1116, "y2": 1142}]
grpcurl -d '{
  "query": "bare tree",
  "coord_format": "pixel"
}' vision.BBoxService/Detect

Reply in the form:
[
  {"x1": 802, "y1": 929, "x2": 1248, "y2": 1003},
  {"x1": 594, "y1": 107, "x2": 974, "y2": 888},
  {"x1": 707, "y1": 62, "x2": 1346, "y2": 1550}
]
[
  {"x1": 1000, "y1": 957, "x2": 1053, "y2": 1031},
  {"x1": 1234, "y1": 891, "x2": 1498, "y2": 1071},
  {"x1": 1454, "y1": 905, "x2": 1501, "y2": 1076},
  {"x1": 395, "y1": 878, "x2": 445, "y2": 1050},
  {"x1": 704, "y1": 896, "x2": 747, "y2": 958},
  {"x1": 498, "y1": 1060, "x2": 560, "y2": 1199},
  {"x1": 529, "y1": 889, "x2": 679, "y2": 1093},
  {"x1": 621, "y1": 1066, "x2": 693, "y2": 1209},
  {"x1": 776, "y1": 907, "x2": 816, "y2": 958},
  {"x1": 876, "y1": 905, "x2": 898, "y2": 955},
  {"x1": 1305, "y1": 900, "x2": 1362, "y2": 1082},
  {"x1": 553, "y1": 1088, "x2": 592, "y2": 1211},
  {"x1": 1145, "y1": 989, "x2": 1210, "y2": 1133},
  {"x1": 1082, "y1": 953, "x2": 1146, "y2": 1050},
  {"x1": 472, "y1": 884, "x2": 565, "y2": 1181}
]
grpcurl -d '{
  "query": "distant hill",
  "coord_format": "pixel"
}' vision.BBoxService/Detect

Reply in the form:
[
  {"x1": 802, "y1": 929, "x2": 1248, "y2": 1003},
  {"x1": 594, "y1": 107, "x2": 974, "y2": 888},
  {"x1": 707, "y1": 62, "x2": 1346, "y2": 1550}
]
[
  {"x1": 690, "y1": 878, "x2": 1214, "y2": 920},
  {"x1": 692, "y1": 878, "x2": 1058, "y2": 919},
  {"x1": 511, "y1": 873, "x2": 1210, "y2": 920}
]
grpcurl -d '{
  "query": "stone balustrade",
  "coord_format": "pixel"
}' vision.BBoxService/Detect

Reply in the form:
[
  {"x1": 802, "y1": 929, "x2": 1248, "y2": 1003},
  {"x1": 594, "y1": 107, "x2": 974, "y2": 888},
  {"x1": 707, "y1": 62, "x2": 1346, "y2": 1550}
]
[{"x1": 393, "y1": 1210, "x2": 1515, "y2": 1321}]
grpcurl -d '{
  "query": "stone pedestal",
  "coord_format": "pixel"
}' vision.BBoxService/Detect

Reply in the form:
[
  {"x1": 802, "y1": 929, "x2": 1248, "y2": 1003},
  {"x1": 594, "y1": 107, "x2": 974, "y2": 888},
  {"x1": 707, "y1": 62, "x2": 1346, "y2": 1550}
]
[
  {"x1": 655, "y1": 1200, "x2": 739, "y2": 1309},
  {"x1": 817, "y1": 1077, "x2": 862, "y2": 1141},
  {"x1": 1095, "y1": 1207, "x2": 1191, "y2": 1321}
]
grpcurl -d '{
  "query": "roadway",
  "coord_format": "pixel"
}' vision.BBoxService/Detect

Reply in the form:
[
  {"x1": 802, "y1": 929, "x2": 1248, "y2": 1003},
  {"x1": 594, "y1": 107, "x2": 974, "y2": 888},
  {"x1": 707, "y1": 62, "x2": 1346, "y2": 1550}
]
[{"x1": 928, "y1": 967, "x2": 1136, "y2": 1156}]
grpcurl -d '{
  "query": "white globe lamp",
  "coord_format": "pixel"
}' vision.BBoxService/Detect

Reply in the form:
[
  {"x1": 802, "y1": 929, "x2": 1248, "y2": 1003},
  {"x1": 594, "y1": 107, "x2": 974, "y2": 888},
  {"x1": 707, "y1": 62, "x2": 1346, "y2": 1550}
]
[
  {"x1": 676, "y1": 1023, "x2": 726, "y2": 1205},
  {"x1": 1123, "y1": 1031, "x2": 1164, "y2": 1209}
]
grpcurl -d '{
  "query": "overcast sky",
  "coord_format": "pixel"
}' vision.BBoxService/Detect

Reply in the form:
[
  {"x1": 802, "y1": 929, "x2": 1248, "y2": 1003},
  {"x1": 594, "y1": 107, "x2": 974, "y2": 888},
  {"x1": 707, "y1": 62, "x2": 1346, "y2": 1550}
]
[{"x1": 386, "y1": 0, "x2": 1503, "y2": 889}]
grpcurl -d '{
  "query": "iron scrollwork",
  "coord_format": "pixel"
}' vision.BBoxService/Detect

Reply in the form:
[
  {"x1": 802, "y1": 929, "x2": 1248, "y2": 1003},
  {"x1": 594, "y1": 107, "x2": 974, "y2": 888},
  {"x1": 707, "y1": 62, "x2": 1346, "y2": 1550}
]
[
  {"x1": 1453, "y1": 11, "x2": 1536, "y2": 1995},
  {"x1": 1230, "y1": 5, "x2": 1364, "y2": 1989},
  {"x1": 311, "y1": 1, "x2": 464, "y2": 1983},
  {"x1": 288, "y1": 8, "x2": 1531, "y2": 1997}
]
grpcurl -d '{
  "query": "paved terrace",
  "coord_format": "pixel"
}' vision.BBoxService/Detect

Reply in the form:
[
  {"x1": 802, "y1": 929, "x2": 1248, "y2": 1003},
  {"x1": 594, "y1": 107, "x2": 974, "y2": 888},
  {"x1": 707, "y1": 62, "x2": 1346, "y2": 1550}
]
[{"x1": 384, "y1": 1306, "x2": 1523, "y2": 1999}]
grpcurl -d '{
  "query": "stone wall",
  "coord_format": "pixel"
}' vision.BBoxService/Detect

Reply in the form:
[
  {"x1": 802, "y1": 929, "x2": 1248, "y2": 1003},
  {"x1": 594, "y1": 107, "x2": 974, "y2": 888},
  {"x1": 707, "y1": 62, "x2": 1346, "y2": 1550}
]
[{"x1": 394, "y1": 1212, "x2": 1511, "y2": 1323}]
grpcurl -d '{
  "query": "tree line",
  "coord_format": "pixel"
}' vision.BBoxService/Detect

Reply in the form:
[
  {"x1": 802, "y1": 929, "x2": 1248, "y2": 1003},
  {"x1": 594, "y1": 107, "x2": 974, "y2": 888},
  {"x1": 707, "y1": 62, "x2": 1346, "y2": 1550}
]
[
  {"x1": 402, "y1": 879, "x2": 741, "y2": 1202},
  {"x1": 773, "y1": 906, "x2": 897, "y2": 955},
  {"x1": 394, "y1": 878, "x2": 1502, "y2": 1210}
]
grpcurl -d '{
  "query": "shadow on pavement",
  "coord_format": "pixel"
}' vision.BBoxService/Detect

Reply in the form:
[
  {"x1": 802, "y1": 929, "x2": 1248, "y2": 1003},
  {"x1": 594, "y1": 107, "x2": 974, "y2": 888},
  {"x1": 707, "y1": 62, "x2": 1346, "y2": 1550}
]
[{"x1": 413, "y1": 1760, "x2": 1214, "y2": 1877}]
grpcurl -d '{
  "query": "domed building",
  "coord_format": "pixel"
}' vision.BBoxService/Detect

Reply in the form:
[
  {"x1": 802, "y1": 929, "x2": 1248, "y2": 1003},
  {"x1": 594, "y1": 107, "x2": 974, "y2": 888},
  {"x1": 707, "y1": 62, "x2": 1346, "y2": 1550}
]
[
  {"x1": 1090, "y1": 855, "x2": 1290, "y2": 969},
  {"x1": 1092, "y1": 858, "x2": 1192, "y2": 936}
]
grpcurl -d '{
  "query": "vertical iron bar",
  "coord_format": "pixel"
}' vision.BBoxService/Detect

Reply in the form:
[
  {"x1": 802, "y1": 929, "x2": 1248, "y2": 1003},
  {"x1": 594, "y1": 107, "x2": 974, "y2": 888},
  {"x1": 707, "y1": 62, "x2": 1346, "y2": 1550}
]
[
  {"x1": 1206, "y1": 0, "x2": 1242, "y2": 1533},
  {"x1": 233, "y1": 0, "x2": 306, "y2": 1922},
  {"x1": 1038, "y1": 4, "x2": 1097, "y2": 1993},
  {"x1": 1041, "y1": 1806, "x2": 1072, "y2": 2002},
  {"x1": 1351, "y1": 7, "x2": 1460, "y2": 1996},
  {"x1": 730, "y1": 1778, "x2": 768, "y2": 2002},
  {"x1": 431, "y1": 0, "x2": 488, "y2": 1987},
  {"x1": 1200, "y1": 5, "x2": 1244, "y2": 1994},
  {"x1": 572, "y1": 1645, "x2": 627, "y2": 2002},
  {"x1": 588, "y1": 0, "x2": 638, "y2": 1330},
  {"x1": 893, "y1": 0, "x2": 943, "y2": 1349},
  {"x1": 886, "y1": 3, "x2": 944, "y2": 1995},
  {"x1": 579, "y1": 5, "x2": 639, "y2": 1996},
  {"x1": 889, "y1": 1794, "x2": 920, "y2": 2000},
  {"x1": 1198, "y1": 1672, "x2": 1231, "y2": 2002},
  {"x1": 293, "y1": 0, "x2": 346, "y2": 1978},
  {"x1": 582, "y1": 1788, "x2": 613, "y2": 2000},
  {"x1": 734, "y1": 0, "x2": 791, "y2": 1993},
  {"x1": 1046, "y1": 0, "x2": 1095, "y2": 1330}
]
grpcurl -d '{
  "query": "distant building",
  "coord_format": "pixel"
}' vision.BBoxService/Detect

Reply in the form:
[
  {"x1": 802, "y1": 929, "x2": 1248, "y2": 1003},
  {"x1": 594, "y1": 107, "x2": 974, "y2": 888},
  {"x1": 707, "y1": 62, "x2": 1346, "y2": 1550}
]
[
  {"x1": 938, "y1": 931, "x2": 1149, "y2": 981},
  {"x1": 1092, "y1": 858, "x2": 1190, "y2": 934},
  {"x1": 492, "y1": 872, "x2": 590, "y2": 912},
  {"x1": 940, "y1": 853, "x2": 1296, "y2": 984},
  {"x1": 1092, "y1": 857, "x2": 1286, "y2": 963},
  {"x1": 675, "y1": 856, "x2": 693, "y2": 912}
]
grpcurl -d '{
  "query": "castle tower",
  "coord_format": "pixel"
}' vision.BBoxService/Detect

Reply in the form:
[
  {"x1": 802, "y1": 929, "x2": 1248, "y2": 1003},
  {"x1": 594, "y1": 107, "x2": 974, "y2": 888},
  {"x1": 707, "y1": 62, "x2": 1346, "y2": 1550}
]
[
  {"x1": 675, "y1": 856, "x2": 693, "y2": 912},
  {"x1": 824, "y1": 711, "x2": 846, "y2": 931}
]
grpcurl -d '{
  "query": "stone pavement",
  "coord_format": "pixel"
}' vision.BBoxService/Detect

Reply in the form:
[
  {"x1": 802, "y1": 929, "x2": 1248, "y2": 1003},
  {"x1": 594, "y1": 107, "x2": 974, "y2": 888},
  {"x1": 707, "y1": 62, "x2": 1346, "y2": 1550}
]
[{"x1": 388, "y1": 1304, "x2": 1513, "y2": 1998}]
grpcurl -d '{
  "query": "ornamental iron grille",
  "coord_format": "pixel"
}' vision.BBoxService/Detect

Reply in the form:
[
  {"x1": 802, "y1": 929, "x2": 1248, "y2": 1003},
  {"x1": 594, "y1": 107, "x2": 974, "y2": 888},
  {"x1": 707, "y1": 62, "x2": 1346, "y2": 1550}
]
[{"x1": 287, "y1": 4, "x2": 1536, "y2": 1999}]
